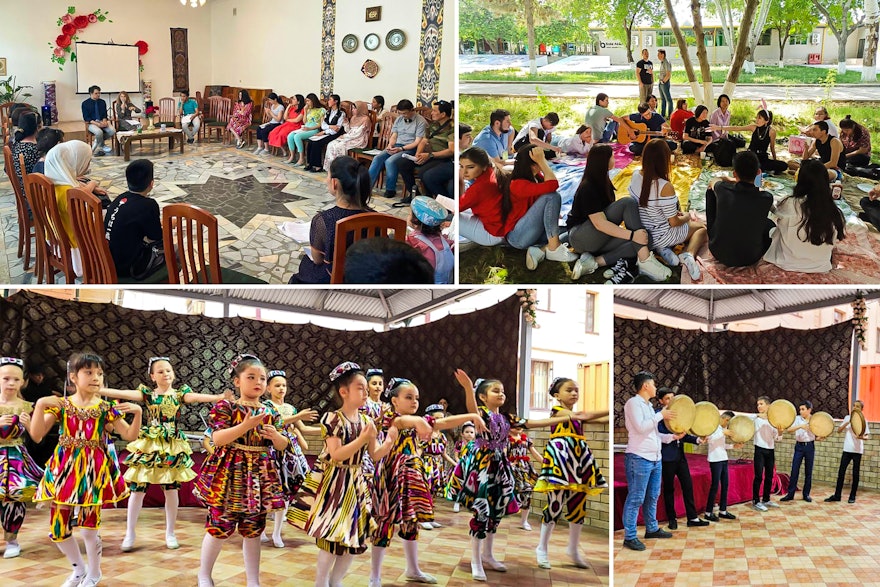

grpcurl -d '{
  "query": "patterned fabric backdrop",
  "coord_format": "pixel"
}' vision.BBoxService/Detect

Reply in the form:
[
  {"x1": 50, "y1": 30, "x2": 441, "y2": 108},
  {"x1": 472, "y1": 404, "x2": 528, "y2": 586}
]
[
  {"x1": 416, "y1": 0, "x2": 444, "y2": 107},
  {"x1": 43, "y1": 81, "x2": 58, "y2": 123},
  {"x1": 320, "y1": 0, "x2": 336, "y2": 99},
  {"x1": 0, "y1": 292, "x2": 520, "y2": 431},
  {"x1": 170, "y1": 28, "x2": 190, "y2": 93},
  {"x1": 614, "y1": 317, "x2": 853, "y2": 427}
]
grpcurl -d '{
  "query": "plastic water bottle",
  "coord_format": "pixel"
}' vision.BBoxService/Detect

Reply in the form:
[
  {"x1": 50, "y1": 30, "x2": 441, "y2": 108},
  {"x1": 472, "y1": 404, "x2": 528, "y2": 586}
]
[
  {"x1": 831, "y1": 181, "x2": 843, "y2": 200},
  {"x1": 754, "y1": 170, "x2": 763, "y2": 188}
]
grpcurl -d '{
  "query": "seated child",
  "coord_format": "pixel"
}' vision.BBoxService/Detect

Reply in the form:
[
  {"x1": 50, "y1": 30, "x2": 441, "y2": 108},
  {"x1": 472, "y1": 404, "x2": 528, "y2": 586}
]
[{"x1": 406, "y1": 196, "x2": 454, "y2": 284}]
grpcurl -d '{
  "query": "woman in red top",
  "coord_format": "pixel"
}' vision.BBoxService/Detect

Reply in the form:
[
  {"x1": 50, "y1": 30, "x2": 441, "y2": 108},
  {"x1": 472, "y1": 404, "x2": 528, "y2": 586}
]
[
  {"x1": 459, "y1": 147, "x2": 507, "y2": 246},
  {"x1": 668, "y1": 99, "x2": 693, "y2": 142}
]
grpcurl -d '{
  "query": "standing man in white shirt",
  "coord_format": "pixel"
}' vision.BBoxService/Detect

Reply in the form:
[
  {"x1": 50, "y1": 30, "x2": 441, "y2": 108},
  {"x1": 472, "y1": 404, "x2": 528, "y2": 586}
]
[
  {"x1": 621, "y1": 371, "x2": 676, "y2": 551},
  {"x1": 825, "y1": 400, "x2": 870, "y2": 503},
  {"x1": 751, "y1": 396, "x2": 783, "y2": 512},
  {"x1": 704, "y1": 411, "x2": 741, "y2": 521},
  {"x1": 780, "y1": 401, "x2": 816, "y2": 503}
]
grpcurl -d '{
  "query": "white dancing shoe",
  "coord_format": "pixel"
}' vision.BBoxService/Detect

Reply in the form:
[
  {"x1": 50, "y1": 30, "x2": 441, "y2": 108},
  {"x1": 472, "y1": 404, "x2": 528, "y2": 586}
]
[
  {"x1": 368, "y1": 579, "x2": 382, "y2": 587},
  {"x1": 404, "y1": 572, "x2": 438, "y2": 584},
  {"x1": 453, "y1": 502, "x2": 460, "y2": 513},
  {"x1": 77, "y1": 574, "x2": 102, "y2": 587},
  {"x1": 420, "y1": 522, "x2": 434, "y2": 531},
  {"x1": 430, "y1": 521, "x2": 442, "y2": 528},
  {"x1": 481, "y1": 557, "x2": 507, "y2": 572},
  {"x1": 120, "y1": 535, "x2": 135, "y2": 552},
  {"x1": 470, "y1": 560, "x2": 487, "y2": 582},
  {"x1": 61, "y1": 571, "x2": 87, "y2": 587},
  {"x1": 520, "y1": 520, "x2": 533, "y2": 531},
  {"x1": 165, "y1": 534, "x2": 180, "y2": 550},
  {"x1": 272, "y1": 536, "x2": 285, "y2": 548},
  {"x1": 196, "y1": 578, "x2": 215, "y2": 587},
  {"x1": 3, "y1": 541, "x2": 20, "y2": 558},
  {"x1": 259, "y1": 532, "x2": 270, "y2": 543}
]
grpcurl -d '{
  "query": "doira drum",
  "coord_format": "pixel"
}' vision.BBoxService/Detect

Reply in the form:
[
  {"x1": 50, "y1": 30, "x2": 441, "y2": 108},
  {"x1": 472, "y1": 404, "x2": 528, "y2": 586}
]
[
  {"x1": 691, "y1": 401, "x2": 721, "y2": 437},
  {"x1": 851, "y1": 409, "x2": 867, "y2": 437},
  {"x1": 809, "y1": 411, "x2": 834, "y2": 439},
  {"x1": 666, "y1": 395, "x2": 696, "y2": 434},
  {"x1": 727, "y1": 415, "x2": 755, "y2": 443},
  {"x1": 768, "y1": 399, "x2": 797, "y2": 430}
]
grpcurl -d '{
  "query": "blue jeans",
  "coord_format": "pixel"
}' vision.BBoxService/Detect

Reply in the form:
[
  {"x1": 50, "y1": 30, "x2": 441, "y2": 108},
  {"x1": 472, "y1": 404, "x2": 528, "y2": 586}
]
[
  {"x1": 87, "y1": 123, "x2": 116, "y2": 151},
  {"x1": 658, "y1": 81, "x2": 672, "y2": 118},
  {"x1": 505, "y1": 192, "x2": 562, "y2": 249},
  {"x1": 459, "y1": 213, "x2": 505, "y2": 246},
  {"x1": 369, "y1": 145, "x2": 416, "y2": 192},
  {"x1": 602, "y1": 120, "x2": 618, "y2": 143},
  {"x1": 787, "y1": 441, "x2": 814, "y2": 498},
  {"x1": 623, "y1": 453, "x2": 662, "y2": 540}
]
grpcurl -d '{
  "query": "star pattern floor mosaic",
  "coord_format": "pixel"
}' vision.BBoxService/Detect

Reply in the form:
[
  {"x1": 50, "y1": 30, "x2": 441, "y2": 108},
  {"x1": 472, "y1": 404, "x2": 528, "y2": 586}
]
[
  {"x1": 2, "y1": 500, "x2": 607, "y2": 586},
  {"x1": 613, "y1": 483, "x2": 879, "y2": 587},
  {"x1": 0, "y1": 142, "x2": 412, "y2": 284}
]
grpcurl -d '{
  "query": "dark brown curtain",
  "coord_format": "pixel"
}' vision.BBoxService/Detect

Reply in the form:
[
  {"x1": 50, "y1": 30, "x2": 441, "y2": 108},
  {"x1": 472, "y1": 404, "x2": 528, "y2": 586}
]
[
  {"x1": 614, "y1": 317, "x2": 853, "y2": 426},
  {"x1": 0, "y1": 292, "x2": 520, "y2": 431}
]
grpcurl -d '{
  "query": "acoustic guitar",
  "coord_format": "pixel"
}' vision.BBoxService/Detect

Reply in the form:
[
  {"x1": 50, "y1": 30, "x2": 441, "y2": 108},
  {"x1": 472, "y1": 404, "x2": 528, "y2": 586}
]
[{"x1": 616, "y1": 117, "x2": 669, "y2": 145}]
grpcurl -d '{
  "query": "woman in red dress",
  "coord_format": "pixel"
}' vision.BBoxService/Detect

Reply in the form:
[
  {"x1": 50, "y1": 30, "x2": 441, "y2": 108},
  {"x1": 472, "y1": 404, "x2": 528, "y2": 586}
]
[{"x1": 268, "y1": 94, "x2": 305, "y2": 157}]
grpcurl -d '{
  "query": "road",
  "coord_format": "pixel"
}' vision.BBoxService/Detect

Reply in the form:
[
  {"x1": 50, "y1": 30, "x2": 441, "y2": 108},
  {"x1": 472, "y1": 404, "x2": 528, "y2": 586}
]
[{"x1": 459, "y1": 81, "x2": 880, "y2": 102}]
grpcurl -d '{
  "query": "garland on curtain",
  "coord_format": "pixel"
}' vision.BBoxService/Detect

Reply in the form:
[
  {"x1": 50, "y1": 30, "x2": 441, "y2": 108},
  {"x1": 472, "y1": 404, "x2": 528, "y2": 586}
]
[
  {"x1": 852, "y1": 295, "x2": 868, "y2": 351},
  {"x1": 517, "y1": 289, "x2": 539, "y2": 328}
]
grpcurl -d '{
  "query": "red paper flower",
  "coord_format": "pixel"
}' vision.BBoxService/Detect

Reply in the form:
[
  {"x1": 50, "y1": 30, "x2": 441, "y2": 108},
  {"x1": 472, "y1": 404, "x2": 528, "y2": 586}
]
[
  {"x1": 73, "y1": 15, "x2": 89, "y2": 29},
  {"x1": 135, "y1": 40, "x2": 149, "y2": 55},
  {"x1": 56, "y1": 35, "x2": 72, "y2": 49},
  {"x1": 62, "y1": 23, "x2": 76, "y2": 36},
  {"x1": 61, "y1": 14, "x2": 73, "y2": 24},
  {"x1": 88, "y1": 13, "x2": 98, "y2": 23}
]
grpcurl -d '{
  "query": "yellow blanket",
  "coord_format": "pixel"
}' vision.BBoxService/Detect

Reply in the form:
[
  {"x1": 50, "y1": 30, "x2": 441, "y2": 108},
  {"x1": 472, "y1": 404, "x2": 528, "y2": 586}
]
[{"x1": 612, "y1": 158, "x2": 703, "y2": 211}]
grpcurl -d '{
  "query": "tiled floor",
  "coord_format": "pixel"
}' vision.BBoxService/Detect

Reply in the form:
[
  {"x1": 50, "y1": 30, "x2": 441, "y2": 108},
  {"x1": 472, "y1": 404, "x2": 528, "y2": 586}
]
[
  {"x1": 4, "y1": 500, "x2": 607, "y2": 586},
  {"x1": 0, "y1": 141, "x2": 411, "y2": 284},
  {"x1": 613, "y1": 483, "x2": 879, "y2": 586}
]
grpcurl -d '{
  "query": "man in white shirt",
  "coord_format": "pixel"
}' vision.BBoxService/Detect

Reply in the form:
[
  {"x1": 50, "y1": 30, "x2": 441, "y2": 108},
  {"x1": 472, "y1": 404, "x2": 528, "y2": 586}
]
[
  {"x1": 512, "y1": 113, "x2": 562, "y2": 157},
  {"x1": 704, "y1": 411, "x2": 740, "y2": 521},
  {"x1": 780, "y1": 401, "x2": 817, "y2": 502},
  {"x1": 621, "y1": 371, "x2": 675, "y2": 551},
  {"x1": 751, "y1": 396, "x2": 783, "y2": 512},
  {"x1": 825, "y1": 400, "x2": 870, "y2": 503}
]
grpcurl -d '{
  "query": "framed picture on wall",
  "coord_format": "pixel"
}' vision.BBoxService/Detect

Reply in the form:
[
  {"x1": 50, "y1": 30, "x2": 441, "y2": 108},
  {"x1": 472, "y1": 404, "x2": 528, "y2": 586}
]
[
  {"x1": 366, "y1": 6, "x2": 381, "y2": 22},
  {"x1": 0, "y1": 58, "x2": 7, "y2": 77}
]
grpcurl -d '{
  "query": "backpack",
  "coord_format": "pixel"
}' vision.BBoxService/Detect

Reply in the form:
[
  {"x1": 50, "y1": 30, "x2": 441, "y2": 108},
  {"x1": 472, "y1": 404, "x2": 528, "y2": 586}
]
[{"x1": 713, "y1": 138, "x2": 736, "y2": 167}]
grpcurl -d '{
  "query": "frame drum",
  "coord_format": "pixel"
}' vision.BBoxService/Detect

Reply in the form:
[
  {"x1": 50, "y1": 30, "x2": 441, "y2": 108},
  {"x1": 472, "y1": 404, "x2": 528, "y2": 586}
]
[
  {"x1": 768, "y1": 399, "x2": 796, "y2": 430},
  {"x1": 691, "y1": 401, "x2": 721, "y2": 437},
  {"x1": 666, "y1": 395, "x2": 696, "y2": 434},
  {"x1": 851, "y1": 409, "x2": 867, "y2": 437},
  {"x1": 809, "y1": 411, "x2": 834, "y2": 439},
  {"x1": 728, "y1": 415, "x2": 755, "y2": 443}
]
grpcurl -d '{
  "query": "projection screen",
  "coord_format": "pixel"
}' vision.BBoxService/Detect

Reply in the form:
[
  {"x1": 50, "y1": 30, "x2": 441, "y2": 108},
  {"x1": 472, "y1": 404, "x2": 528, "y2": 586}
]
[{"x1": 75, "y1": 42, "x2": 141, "y2": 94}]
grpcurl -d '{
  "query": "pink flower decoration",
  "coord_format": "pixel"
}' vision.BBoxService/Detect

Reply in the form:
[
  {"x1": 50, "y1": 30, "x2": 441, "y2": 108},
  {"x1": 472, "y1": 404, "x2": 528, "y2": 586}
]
[
  {"x1": 88, "y1": 13, "x2": 98, "y2": 23},
  {"x1": 61, "y1": 14, "x2": 73, "y2": 24},
  {"x1": 54, "y1": 47, "x2": 65, "y2": 58}
]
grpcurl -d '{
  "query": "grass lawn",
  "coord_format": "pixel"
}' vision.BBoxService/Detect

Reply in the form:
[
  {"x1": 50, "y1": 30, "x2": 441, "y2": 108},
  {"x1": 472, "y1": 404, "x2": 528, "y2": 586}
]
[
  {"x1": 460, "y1": 65, "x2": 875, "y2": 85},
  {"x1": 459, "y1": 96, "x2": 880, "y2": 160}
]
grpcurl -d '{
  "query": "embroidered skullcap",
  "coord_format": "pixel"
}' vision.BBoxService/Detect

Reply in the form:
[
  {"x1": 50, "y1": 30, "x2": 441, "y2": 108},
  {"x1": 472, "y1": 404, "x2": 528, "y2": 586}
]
[
  {"x1": 425, "y1": 403, "x2": 445, "y2": 415},
  {"x1": 384, "y1": 378, "x2": 413, "y2": 397},
  {"x1": 147, "y1": 356, "x2": 171, "y2": 376},
  {"x1": 329, "y1": 361, "x2": 362, "y2": 382},
  {"x1": 549, "y1": 376, "x2": 569, "y2": 395},
  {"x1": 366, "y1": 368, "x2": 384, "y2": 378},
  {"x1": 228, "y1": 353, "x2": 260, "y2": 378},
  {"x1": 0, "y1": 357, "x2": 24, "y2": 368},
  {"x1": 474, "y1": 378, "x2": 486, "y2": 389},
  {"x1": 267, "y1": 370, "x2": 286, "y2": 381},
  {"x1": 411, "y1": 196, "x2": 446, "y2": 227}
]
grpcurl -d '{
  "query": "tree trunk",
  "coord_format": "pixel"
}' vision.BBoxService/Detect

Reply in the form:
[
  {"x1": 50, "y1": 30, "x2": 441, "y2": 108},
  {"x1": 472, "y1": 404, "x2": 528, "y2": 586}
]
[
  {"x1": 664, "y1": 0, "x2": 703, "y2": 102},
  {"x1": 863, "y1": 0, "x2": 879, "y2": 80},
  {"x1": 746, "y1": 0, "x2": 773, "y2": 64},
  {"x1": 778, "y1": 32, "x2": 788, "y2": 63},
  {"x1": 625, "y1": 23, "x2": 635, "y2": 63},
  {"x1": 691, "y1": 0, "x2": 714, "y2": 106},
  {"x1": 838, "y1": 34, "x2": 848, "y2": 75},
  {"x1": 714, "y1": 0, "x2": 736, "y2": 60},
  {"x1": 525, "y1": 0, "x2": 537, "y2": 75},
  {"x1": 723, "y1": 0, "x2": 760, "y2": 97}
]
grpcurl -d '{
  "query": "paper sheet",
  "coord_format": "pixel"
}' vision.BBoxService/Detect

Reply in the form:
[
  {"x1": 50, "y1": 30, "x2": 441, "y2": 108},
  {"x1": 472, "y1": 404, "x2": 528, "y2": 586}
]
[{"x1": 278, "y1": 221, "x2": 311, "y2": 243}]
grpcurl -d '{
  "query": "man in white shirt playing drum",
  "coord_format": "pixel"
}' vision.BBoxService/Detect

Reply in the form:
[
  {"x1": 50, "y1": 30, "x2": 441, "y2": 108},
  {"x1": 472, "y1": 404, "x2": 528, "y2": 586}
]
[
  {"x1": 825, "y1": 400, "x2": 870, "y2": 503},
  {"x1": 780, "y1": 401, "x2": 817, "y2": 503},
  {"x1": 751, "y1": 396, "x2": 783, "y2": 512}
]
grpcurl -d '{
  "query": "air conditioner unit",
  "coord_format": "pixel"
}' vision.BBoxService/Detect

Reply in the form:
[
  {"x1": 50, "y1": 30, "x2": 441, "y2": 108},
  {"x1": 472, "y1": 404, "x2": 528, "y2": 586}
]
[
  {"x1": 645, "y1": 35, "x2": 654, "y2": 47},
  {"x1": 811, "y1": 33, "x2": 820, "y2": 45}
]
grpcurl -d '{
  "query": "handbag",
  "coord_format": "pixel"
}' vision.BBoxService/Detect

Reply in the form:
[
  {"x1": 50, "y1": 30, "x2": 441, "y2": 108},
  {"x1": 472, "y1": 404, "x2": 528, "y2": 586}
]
[{"x1": 129, "y1": 240, "x2": 166, "y2": 280}]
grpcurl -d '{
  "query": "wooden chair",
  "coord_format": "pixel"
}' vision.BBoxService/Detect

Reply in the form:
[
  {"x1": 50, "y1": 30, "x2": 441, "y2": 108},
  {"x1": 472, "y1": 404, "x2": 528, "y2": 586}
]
[
  {"x1": 66, "y1": 187, "x2": 117, "y2": 284},
  {"x1": 350, "y1": 112, "x2": 398, "y2": 188},
  {"x1": 329, "y1": 212, "x2": 407, "y2": 284},
  {"x1": 162, "y1": 203, "x2": 265, "y2": 284},
  {"x1": 0, "y1": 102, "x2": 17, "y2": 146},
  {"x1": 244, "y1": 98, "x2": 272, "y2": 147},
  {"x1": 22, "y1": 172, "x2": 76, "y2": 284},
  {"x1": 3, "y1": 147, "x2": 36, "y2": 270},
  {"x1": 159, "y1": 97, "x2": 178, "y2": 127},
  {"x1": 204, "y1": 96, "x2": 232, "y2": 143}
]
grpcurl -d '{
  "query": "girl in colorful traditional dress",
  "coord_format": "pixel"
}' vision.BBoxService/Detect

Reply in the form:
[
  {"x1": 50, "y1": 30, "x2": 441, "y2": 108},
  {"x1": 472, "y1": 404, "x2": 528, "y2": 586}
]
[
  {"x1": 451, "y1": 421, "x2": 476, "y2": 513},
  {"x1": 30, "y1": 353, "x2": 143, "y2": 587},
  {"x1": 193, "y1": 354, "x2": 292, "y2": 587},
  {"x1": 370, "y1": 380, "x2": 481, "y2": 586},
  {"x1": 288, "y1": 362, "x2": 399, "y2": 587},
  {"x1": 100, "y1": 356, "x2": 231, "y2": 552},
  {"x1": 420, "y1": 403, "x2": 457, "y2": 527},
  {"x1": 360, "y1": 368, "x2": 386, "y2": 485},
  {"x1": 533, "y1": 377, "x2": 608, "y2": 570},
  {"x1": 260, "y1": 369, "x2": 319, "y2": 548},
  {"x1": 445, "y1": 369, "x2": 596, "y2": 581},
  {"x1": 0, "y1": 357, "x2": 44, "y2": 559},
  {"x1": 508, "y1": 424, "x2": 544, "y2": 531}
]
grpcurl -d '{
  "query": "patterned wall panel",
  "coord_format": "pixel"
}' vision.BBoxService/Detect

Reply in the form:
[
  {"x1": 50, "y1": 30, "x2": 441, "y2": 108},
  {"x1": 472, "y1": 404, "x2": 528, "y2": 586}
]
[
  {"x1": 170, "y1": 28, "x2": 190, "y2": 93},
  {"x1": 614, "y1": 317, "x2": 853, "y2": 427},
  {"x1": 416, "y1": 0, "x2": 444, "y2": 107},
  {"x1": 320, "y1": 0, "x2": 337, "y2": 99},
  {"x1": 0, "y1": 292, "x2": 521, "y2": 431}
]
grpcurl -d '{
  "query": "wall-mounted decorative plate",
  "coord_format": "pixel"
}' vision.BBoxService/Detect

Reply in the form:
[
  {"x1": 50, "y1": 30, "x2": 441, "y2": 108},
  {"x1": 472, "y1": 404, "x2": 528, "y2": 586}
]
[
  {"x1": 386, "y1": 29, "x2": 407, "y2": 50},
  {"x1": 362, "y1": 59, "x2": 379, "y2": 78},
  {"x1": 342, "y1": 34, "x2": 358, "y2": 53},
  {"x1": 364, "y1": 33, "x2": 381, "y2": 51}
]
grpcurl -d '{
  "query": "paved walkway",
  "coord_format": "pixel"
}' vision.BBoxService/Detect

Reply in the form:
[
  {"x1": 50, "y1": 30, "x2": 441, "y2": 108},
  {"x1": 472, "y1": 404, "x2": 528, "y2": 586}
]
[{"x1": 460, "y1": 81, "x2": 880, "y2": 101}]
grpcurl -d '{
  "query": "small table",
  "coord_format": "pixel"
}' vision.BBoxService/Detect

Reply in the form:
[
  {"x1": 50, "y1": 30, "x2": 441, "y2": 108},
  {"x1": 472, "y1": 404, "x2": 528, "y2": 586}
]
[{"x1": 116, "y1": 128, "x2": 185, "y2": 161}]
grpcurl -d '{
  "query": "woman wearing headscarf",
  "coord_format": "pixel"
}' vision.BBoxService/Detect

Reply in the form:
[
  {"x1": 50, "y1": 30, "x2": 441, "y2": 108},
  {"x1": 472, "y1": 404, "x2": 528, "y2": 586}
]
[{"x1": 323, "y1": 101, "x2": 372, "y2": 170}]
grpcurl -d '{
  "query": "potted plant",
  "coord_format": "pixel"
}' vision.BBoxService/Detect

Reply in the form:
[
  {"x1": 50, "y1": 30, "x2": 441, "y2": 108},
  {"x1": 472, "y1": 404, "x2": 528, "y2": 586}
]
[{"x1": 0, "y1": 76, "x2": 33, "y2": 104}]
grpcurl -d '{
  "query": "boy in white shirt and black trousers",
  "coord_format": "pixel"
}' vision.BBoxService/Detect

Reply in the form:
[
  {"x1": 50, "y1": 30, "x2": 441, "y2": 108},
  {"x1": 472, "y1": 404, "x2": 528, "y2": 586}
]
[
  {"x1": 752, "y1": 396, "x2": 783, "y2": 512},
  {"x1": 704, "y1": 411, "x2": 741, "y2": 521},
  {"x1": 826, "y1": 400, "x2": 870, "y2": 503},
  {"x1": 780, "y1": 401, "x2": 816, "y2": 502}
]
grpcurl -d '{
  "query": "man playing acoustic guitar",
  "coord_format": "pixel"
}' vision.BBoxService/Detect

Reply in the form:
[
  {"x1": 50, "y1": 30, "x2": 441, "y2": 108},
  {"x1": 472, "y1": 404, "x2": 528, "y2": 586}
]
[{"x1": 617, "y1": 103, "x2": 677, "y2": 156}]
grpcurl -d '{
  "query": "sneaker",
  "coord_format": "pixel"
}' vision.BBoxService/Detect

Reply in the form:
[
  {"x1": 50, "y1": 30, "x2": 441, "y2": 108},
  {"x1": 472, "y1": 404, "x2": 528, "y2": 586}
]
[
  {"x1": 545, "y1": 245, "x2": 579, "y2": 263},
  {"x1": 718, "y1": 511, "x2": 737, "y2": 520},
  {"x1": 678, "y1": 252, "x2": 701, "y2": 280},
  {"x1": 623, "y1": 538, "x2": 646, "y2": 551},
  {"x1": 61, "y1": 571, "x2": 87, "y2": 587},
  {"x1": 687, "y1": 518, "x2": 710, "y2": 527},
  {"x1": 93, "y1": 151, "x2": 105, "y2": 157},
  {"x1": 656, "y1": 246, "x2": 680, "y2": 266},
  {"x1": 252, "y1": 146, "x2": 262, "y2": 153},
  {"x1": 644, "y1": 528, "x2": 672, "y2": 539},
  {"x1": 525, "y1": 246, "x2": 546, "y2": 270},
  {"x1": 763, "y1": 501, "x2": 779, "y2": 508},
  {"x1": 78, "y1": 574, "x2": 102, "y2": 587},
  {"x1": 102, "y1": 145, "x2": 112, "y2": 153},
  {"x1": 3, "y1": 541, "x2": 20, "y2": 558},
  {"x1": 704, "y1": 513, "x2": 719, "y2": 522},
  {"x1": 604, "y1": 258, "x2": 636, "y2": 285},
  {"x1": 571, "y1": 252, "x2": 599, "y2": 280},
  {"x1": 752, "y1": 502, "x2": 768, "y2": 512},
  {"x1": 637, "y1": 253, "x2": 672, "y2": 281}
]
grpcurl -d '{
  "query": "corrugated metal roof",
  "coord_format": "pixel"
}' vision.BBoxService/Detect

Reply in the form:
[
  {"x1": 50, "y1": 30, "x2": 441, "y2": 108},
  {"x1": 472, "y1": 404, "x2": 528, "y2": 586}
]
[{"x1": 615, "y1": 288, "x2": 880, "y2": 325}]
